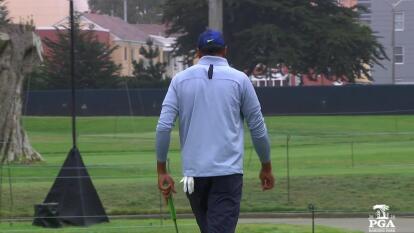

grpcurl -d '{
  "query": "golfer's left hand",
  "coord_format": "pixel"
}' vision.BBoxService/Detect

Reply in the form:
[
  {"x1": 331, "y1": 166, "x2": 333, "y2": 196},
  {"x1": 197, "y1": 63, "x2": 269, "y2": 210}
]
[{"x1": 158, "y1": 173, "x2": 176, "y2": 200}]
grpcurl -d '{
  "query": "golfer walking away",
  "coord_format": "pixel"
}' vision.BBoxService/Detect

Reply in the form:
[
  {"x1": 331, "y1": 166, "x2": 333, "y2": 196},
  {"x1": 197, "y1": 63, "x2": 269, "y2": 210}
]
[{"x1": 156, "y1": 29, "x2": 275, "y2": 233}]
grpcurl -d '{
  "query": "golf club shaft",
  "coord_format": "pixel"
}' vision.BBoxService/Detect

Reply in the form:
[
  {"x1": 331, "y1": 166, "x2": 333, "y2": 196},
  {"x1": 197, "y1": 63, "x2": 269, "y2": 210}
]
[
  {"x1": 173, "y1": 219, "x2": 179, "y2": 233},
  {"x1": 168, "y1": 195, "x2": 179, "y2": 233}
]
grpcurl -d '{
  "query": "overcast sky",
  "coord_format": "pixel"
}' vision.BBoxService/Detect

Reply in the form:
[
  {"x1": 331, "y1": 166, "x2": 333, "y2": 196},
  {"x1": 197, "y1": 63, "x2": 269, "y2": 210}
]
[{"x1": 74, "y1": 0, "x2": 90, "y2": 12}]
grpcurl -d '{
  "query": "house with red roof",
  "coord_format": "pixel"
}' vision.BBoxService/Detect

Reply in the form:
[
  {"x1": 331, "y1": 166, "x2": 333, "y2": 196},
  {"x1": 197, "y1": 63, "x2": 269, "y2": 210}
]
[{"x1": 37, "y1": 13, "x2": 183, "y2": 78}]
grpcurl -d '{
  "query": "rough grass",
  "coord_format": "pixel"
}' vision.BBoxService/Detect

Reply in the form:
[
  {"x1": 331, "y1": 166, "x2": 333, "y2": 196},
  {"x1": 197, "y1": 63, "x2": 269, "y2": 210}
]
[
  {"x1": 0, "y1": 116, "x2": 412, "y2": 218},
  {"x1": 0, "y1": 219, "x2": 363, "y2": 233}
]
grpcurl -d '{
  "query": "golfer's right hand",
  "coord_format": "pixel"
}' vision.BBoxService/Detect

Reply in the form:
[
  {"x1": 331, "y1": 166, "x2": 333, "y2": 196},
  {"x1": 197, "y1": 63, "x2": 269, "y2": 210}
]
[
  {"x1": 259, "y1": 162, "x2": 275, "y2": 191},
  {"x1": 158, "y1": 173, "x2": 176, "y2": 200}
]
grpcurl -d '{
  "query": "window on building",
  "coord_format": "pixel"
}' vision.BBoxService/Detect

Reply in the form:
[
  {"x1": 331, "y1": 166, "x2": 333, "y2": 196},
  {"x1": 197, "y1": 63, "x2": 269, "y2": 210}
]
[
  {"x1": 131, "y1": 48, "x2": 135, "y2": 61},
  {"x1": 124, "y1": 47, "x2": 128, "y2": 61},
  {"x1": 394, "y1": 46, "x2": 404, "y2": 64},
  {"x1": 395, "y1": 12, "x2": 404, "y2": 31}
]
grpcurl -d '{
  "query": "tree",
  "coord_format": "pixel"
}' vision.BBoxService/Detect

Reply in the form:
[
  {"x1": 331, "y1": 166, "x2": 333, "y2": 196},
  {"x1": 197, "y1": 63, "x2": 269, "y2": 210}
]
[
  {"x1": 0, "y1": 0, "x2": 10, "y2": 25},
  {"x1": 36, "y1": 15, "x2": 121, "y2": 89},
  {"x1": 163, "y1": 0, "x2": 387, "y2": 82},
  {"x1": 88, "y1": 0, "x2": 165, "y2": 24},
  {"x1": 127, "y1": 39, "x2": 170, "y2": 88},
  {"x1": 0, "y1": 23, "x2": 43, "y2": 162}
]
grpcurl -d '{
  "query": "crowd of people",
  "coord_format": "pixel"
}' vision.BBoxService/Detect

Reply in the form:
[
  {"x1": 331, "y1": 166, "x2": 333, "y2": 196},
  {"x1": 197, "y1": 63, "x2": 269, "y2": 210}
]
[{"x1": 248, "y1": 63, "x2": 354, "y2": 87}]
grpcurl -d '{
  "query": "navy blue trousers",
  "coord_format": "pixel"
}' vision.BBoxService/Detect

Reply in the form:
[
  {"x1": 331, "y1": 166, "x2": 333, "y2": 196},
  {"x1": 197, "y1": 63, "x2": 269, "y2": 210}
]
[{"x1": 186, "y1": 174, "x2": 243, "y2": 233}]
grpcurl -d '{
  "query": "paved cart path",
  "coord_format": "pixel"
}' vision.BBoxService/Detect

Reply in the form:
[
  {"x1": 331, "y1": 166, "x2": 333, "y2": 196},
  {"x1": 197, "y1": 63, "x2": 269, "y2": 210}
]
[{"x1": 239, "y1": 217, "x2": 414, "y2": 233}]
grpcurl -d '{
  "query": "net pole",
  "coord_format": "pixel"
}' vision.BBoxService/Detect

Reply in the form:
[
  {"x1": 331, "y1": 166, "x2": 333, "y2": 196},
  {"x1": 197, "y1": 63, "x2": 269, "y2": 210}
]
[
  {"x1": 286, "y1": 134, "x2": 291, "y2": 204},
  {"x1": 69, "y1": 0, "x2": 77, "y2": 148},
  {"x1": 0, "y1": 164, "x2": 3, "y2": 220},
  {"x1": 6, "y1": 160, "x2": 13, "y2": 226}
]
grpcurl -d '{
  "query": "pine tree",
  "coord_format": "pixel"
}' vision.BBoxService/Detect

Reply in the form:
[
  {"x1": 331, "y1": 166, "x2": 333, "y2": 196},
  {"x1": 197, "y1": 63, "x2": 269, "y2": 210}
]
[
  {"x1": 129, "y1": 39, "x2": 170, "y2": 88},
  {"x1": 34, "y1": 14, "x2": 121, "y2": 89},
  {"x1": 0, "y1": 0, "x2": 10, "y2": 25}
]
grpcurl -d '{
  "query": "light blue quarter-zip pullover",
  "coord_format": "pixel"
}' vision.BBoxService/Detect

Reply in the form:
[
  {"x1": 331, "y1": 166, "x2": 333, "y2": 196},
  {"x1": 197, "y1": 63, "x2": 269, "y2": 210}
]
[{"x1": 156, "y1": 56, "x2": 270, "y2": 177}]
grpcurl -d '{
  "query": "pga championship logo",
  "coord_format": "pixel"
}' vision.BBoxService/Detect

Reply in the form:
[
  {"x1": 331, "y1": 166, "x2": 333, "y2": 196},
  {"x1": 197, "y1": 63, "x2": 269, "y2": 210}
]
[{"x1": 368, "y1": 204, "x2": 396, "y2": 232}]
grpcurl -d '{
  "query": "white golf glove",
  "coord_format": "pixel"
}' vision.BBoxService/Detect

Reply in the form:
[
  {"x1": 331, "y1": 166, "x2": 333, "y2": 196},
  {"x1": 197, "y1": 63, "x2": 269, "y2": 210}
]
[{"x1": 180, "y1": 176, "x2": 194, "y2": 194}]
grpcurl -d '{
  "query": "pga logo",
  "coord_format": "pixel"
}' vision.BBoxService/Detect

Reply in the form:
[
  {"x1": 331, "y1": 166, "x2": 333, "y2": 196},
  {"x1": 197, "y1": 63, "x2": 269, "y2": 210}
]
[
  {"x1": 368, "y1": 204, "x2": 396, "y2": 232},
  {"x1": 369, "y1": 219, "x2": 395, "y2": 229}
]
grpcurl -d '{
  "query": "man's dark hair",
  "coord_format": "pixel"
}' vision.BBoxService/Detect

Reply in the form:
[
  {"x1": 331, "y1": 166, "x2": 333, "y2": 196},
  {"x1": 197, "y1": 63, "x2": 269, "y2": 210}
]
[{"x1": 199, "y1": 44, "x2": 225, "y2": 56}]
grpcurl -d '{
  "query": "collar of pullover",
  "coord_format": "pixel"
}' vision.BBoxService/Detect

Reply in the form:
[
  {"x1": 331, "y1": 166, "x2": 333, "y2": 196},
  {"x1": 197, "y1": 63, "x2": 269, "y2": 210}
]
[{"x1": 198, "y1": 56, "x2": 229, "y2": 66}]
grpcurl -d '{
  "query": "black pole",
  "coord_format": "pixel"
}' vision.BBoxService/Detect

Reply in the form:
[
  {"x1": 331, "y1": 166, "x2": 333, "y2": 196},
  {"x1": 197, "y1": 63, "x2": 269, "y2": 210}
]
[
  {"x1": 159, "y1": 192, "x2": 163, "y2": 225},
  {"x1": 69, "y1": 0, "x2": 77, "y2": 148},
  {"x1": 0, "y1": 165, "x2": 3, "y2": 220},
  {"x1": 308, "y1": 204, "x2": 315, "y2": 233},
  {"x1": 6, "y1": 160, "x2": 13, "y2": 226},
  {"x1": 312, "y1": 207, "x2": 315, "y2": 233},
  {"x1": 286, "y1": 135, "x2": 291, "y2": 204}
]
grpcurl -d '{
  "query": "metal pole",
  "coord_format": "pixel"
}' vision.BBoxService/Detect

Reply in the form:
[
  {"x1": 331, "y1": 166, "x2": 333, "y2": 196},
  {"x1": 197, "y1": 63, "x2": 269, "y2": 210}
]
[
  {"x1": 123, "y1": 0, "x2": 128, "y2": 22},
  {"x1": 208, "y1": 0, "x2": 223, "y2": 32},
  {"x1": 69, "y1": 0, "x2": 77, "y2": 149},
  {"x1": 6, "y1": 161, "x2": 13, "y2": 226},
  {"x1": 159, "y1": 192, "x2": 163, "y2": 225},
  {"x1": 308, "y1": 204, "x2": 315, "y2": 233},
  {"x1": 312, "y1": 207, "x2": 315, "y2": 233},
  {"x1": 286, "y1": 135, "x2": 291, "y2": 203},
  {"x1": 0, "y1": 164, "x2": 3, "y2": 220}
]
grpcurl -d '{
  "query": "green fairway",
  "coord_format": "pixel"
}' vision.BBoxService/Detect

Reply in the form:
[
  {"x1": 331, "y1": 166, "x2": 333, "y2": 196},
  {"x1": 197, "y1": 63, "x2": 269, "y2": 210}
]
[
  {"x1": 0, "y1": 219, "x2": 362, "y2": 233},
  {"x1": 0, "y1": 116, "x2": 413, "y2": 218}
]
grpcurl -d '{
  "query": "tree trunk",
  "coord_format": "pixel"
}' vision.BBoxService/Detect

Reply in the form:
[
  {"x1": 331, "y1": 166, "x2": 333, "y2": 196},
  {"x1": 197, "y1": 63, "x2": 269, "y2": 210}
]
[{"x1": 0, "y1": 24, "x2": 43, "y2": 163}]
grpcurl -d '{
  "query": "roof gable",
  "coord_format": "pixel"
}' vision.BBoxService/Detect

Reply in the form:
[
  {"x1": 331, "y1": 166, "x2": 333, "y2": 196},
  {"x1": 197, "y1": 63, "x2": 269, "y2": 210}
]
[{"x1": 83, "y1": 13, "x2": 148, "y2": 42}]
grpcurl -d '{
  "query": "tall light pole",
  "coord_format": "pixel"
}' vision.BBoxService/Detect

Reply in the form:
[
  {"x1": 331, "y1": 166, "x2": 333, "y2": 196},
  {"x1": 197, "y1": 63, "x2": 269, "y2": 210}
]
[
  {"x1": 208, "y1": 0, "x2": 223, "y2": 32},
  {"x1": 123, "y1": 0, "x2": 128, "y2": 22}
]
